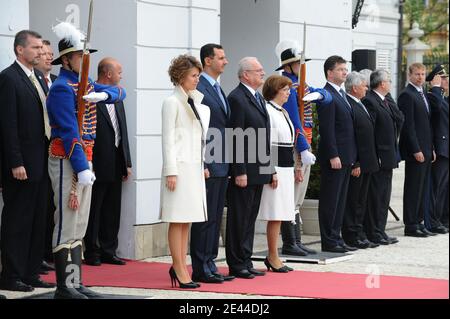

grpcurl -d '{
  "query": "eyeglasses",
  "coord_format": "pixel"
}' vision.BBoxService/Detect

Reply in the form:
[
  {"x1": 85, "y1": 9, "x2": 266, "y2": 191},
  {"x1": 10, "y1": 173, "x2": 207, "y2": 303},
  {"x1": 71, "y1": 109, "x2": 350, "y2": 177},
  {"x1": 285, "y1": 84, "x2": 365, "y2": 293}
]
[{"x1": 245, "y1": 69, "x2": 264, "y2": 73}]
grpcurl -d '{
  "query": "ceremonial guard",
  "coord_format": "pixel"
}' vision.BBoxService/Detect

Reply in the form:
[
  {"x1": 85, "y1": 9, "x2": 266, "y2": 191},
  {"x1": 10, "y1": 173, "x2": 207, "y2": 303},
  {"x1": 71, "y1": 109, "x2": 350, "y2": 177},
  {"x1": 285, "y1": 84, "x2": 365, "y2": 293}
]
[
  {"x1": 275, "y1": 40, "x2": 330, "y2": 256},
  {"x1": 47, "y1": 21, "x2": 126, "y2": 299}
]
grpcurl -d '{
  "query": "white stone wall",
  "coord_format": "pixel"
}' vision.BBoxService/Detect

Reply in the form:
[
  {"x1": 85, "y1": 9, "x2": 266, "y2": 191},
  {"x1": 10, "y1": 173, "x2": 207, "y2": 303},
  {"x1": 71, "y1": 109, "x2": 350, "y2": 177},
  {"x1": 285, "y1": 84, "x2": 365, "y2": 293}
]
[
  {"x1": 278, "y1": 0, "x2": 353, "y2": 88},
  {"x1": 0, "y1": 0, "x2": 29, "y2": 71}
]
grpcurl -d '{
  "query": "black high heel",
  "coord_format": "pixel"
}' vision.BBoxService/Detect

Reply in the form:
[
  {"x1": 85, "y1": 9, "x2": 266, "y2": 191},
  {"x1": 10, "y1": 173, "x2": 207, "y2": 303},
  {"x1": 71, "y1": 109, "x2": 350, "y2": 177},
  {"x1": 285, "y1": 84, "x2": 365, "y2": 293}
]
[
  {"x1": 169, "y1": 267, "x2": 200, "y2": 289},
  {"x1": 264, "y1": 257, "x2": 289, "y2": 273}
]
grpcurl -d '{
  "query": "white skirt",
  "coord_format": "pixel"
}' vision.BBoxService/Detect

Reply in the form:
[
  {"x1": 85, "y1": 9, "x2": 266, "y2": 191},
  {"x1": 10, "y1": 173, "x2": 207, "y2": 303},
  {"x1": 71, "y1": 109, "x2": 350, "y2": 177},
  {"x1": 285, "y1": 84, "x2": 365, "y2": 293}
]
[{"x1": 257, "y1": 166, "x2": 295, "y2": 221}]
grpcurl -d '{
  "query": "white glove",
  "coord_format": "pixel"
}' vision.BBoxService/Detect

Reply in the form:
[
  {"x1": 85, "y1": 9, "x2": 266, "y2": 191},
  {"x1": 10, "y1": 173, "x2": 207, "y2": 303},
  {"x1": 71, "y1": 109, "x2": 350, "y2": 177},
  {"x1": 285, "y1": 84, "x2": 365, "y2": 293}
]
[
  {"x1": 301, "y1": 150, "x2": 316, "y2": 166},
  {"x1": 83, "y1": 92, "x2": 108, "y2": 103},
  {"x1": 303, "y1": 92, "x2": 323, "y2": 102},
  {"x1": 77, "y1": 169, "x2": 96, "y2": 186}
]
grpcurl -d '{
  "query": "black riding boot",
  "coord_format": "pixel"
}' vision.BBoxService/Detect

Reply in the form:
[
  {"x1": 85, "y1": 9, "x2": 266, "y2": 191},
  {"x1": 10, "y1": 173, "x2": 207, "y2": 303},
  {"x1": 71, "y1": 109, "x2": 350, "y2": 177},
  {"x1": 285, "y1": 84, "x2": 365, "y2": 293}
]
[
  {"x1": 53, "y1": 248, "x2": 88, "y2": 299},
  {"x1": 70, "y1": 245, "x2": 103, "y2": 299},
  {"x1": 281, "y1": 218, "x2": 308, "y2": 256},
  {"x1": 294, "y1": 213, "x2": 317, "y2": 254}
]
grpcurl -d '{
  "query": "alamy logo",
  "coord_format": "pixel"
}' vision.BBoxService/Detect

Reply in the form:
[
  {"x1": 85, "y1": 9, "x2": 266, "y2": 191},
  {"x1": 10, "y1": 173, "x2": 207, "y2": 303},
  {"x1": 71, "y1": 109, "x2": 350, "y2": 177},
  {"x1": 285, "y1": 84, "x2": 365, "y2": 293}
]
[
  {"x1": 65, "y1": 264, "x2": 81, "y2": 288},
  {"x1": 365, "y1": 264, "x2": 381, "y2": 289}
]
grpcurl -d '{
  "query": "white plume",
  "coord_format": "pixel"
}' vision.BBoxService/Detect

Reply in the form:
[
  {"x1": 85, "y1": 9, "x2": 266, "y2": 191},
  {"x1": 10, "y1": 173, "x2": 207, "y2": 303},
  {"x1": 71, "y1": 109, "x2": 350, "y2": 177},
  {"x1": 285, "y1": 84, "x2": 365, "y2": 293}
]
[
  {"x1": 52, "y1": 22, "x2": 84, "y2": 50},
  {"x1": 275, "y1": 40, "x2": 301, "y2": 58}
]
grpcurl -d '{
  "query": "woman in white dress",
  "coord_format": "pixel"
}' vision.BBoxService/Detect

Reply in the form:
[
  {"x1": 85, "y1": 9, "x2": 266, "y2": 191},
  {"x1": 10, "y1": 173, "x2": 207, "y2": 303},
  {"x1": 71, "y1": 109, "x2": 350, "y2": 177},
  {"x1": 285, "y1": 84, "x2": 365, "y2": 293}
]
[
  {"x1": 160, "y1": 55, "x2": 210, "y2": 288},
  {"x1": 258, "y1": 75, "x2": 296, "y2": 273}
]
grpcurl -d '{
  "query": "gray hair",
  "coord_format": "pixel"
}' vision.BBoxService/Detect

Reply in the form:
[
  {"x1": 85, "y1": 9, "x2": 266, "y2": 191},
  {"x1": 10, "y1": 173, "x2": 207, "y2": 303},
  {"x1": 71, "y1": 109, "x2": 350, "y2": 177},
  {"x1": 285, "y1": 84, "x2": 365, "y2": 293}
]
[
  {"x1": 345, "y1": 71, "x2": 367, "y2": 93},
  {"x1": 370, "y1": 69, "x2": 390, "y2": 90},
  {"x1": 359, "y1": 69, "x2": 372, "y2": 85},
  {"x1": 238, "y1": 57, "x2": 258, "y2": 79}
]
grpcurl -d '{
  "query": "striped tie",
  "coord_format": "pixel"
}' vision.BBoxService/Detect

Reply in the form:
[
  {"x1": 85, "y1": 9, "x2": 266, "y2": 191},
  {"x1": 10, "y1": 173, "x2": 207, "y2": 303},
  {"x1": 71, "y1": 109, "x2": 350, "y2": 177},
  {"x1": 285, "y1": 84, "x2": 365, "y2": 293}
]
[
  {"x1": 29, "y1": 73, "x2": 51, "y2": 139},
  {"x1": 106, "y1": 104, "x2": 121, "y2": 147}
]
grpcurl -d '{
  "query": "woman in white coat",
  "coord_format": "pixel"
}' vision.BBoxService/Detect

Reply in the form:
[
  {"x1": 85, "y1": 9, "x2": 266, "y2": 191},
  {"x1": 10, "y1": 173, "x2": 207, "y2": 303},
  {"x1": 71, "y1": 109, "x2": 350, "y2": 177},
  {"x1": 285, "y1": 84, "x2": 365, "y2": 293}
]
[
  {"x1": 160, "y1": 55, "x2": 210, "y2": 288},
  {"x1": 258, "y1": 75, "x2": 296, "y2": 273}
]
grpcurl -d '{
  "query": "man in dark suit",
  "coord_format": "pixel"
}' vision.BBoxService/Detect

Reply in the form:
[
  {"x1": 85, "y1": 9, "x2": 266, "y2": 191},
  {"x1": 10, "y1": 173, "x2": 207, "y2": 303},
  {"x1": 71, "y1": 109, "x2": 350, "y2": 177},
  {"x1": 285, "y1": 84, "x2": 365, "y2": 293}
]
[
  {"x1": 317, "y1": 56, "x2": 357, "y2": 253},
  {"x1": 342, "y1": 72, "x2": 380, "y2": 249},
  {"x1": 35, "y1": 39, "x2": 58, "y2": 271},
  {"x1": 226, "y1": 57, "x2": 274, "y2": 279},
  {"x1": 190, "y1": 44, "x2": 234, "y2": 283},
  {"x1": 362, "y1": 69, "x2": 403, "y2": 245},
  {"x1": 84, "y1": 58, "x2": 132, "y2": 266},
  {"x1": 0, "y1": 30, "x2": 54, "y2": 291},
  {"x1": 36, "y1": 40, "x2": 58, "y2": 90},
  {"x1": 398, "y1": 63, "x2": 436, "y2": 237},
  {"x1": 427, "y1": 65, "x2": 449, "y2": 233}
]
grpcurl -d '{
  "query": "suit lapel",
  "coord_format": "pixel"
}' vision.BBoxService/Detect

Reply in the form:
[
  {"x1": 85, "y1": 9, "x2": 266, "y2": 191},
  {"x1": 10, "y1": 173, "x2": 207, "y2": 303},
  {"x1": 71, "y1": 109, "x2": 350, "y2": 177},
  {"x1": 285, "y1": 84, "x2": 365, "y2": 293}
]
[
  {"x1": 13, "y1": 62, "x2": 41, "y2": 104},
  {"x1": 98, "y1": 102, "x2": 114, "y2": 130},
  {"x1": 408, "y1": 84, "x2": 430, "y2": 117},
  {"x1": 239, "y1": 83, "x2": 267, "y2": 118},
  {"x1": 202, "y1": 76, "x2": 228, "y2": 117}
]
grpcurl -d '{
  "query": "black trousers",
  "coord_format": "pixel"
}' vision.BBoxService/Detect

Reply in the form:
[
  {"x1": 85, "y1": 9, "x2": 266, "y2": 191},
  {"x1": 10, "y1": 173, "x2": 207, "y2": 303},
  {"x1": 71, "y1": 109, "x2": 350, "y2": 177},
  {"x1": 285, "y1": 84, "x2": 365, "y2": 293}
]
[
  {"x1": 403, "y1": 160, "x2": 431, "y2": 231},
  {"x1": 365, "y1": 169, "x2": 393, "y2": 241},
  {"x1": 0, "y1": 178, "x2": 47, "y2": 282},
  {"x1": 342, "y1": 172, "x2": 372, "y2": 243},
  {"x1": 318, "y1": 163, "x2": 351, "y2": 249},
  {"x1": 431, "y1": 156, "x2": 449, "y2": 228},
  {"x1": 84, "y1": 153, "x2": 123, "y2": 259},
  {"x1": 191, "y1": 177, "x2": 228, "y2": 277},
  {"x1": 225, "y1": 183, "x2": 263, "y2": 272}
]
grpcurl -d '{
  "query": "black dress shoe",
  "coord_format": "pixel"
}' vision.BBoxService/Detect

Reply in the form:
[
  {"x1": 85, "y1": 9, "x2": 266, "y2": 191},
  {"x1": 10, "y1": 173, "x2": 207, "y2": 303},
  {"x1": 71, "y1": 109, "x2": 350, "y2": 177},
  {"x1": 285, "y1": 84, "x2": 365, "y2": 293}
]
[
  {"x1": 365, "y1": 240, "x2": 380, "y2": 248},
  {"x1": 192, "y1": 274, "x2": 224, "y2": 284},
  {"x1": 0, "y1": 279, "x2": 34, "y2": 292},
  {"x1": 281, "y1": 245, "x2": 308, "y2": 256},
  {"x1": 41, "y1": 260, "x2": 55, "y2": 271},
  {"x1": 248, "y1": 268, "x2": 266, "y2": 276},
  {"x1": 386, "y1": 237, "x2": 399, "y2": 244},
  {"x1": 297, "y1": 243, "x2": 317, "y2": 254},
  {"x1": 419, "y1": 228, "x2": 437, "y2": 236},
  {"x1": 84, "y1": 257, "x2": 101, "y2": 266},
  {"x1": 430, "y1": 226, "x2": 449, "y2": 234},
  {"x1": 212, "y1": 272, "x2": 235, "y2": 281},
  {"x1": 405, "y1": 230, "x2": 428, "y2": 237},
  {"x1": 347, "y1": 240, "x2": 370, "y2": 249},
  {"x1": 24, "y1": 278, "x2": 56, "y2": 289},
  {"x1": 101, "y1": 255, "x2": 126, "y2": 265},
  {"x1": 322, "y1": 246, "x2": 347, "y2": 253},
  {"x1": 229, "y1": 269, "x2": 255, "y2": 279},
  {"x1": 342, "y1": 244, "x2": 358, "y2": 252},
  {"x1": 372, "y1": 238, "x2": 390, "y2": 245}
]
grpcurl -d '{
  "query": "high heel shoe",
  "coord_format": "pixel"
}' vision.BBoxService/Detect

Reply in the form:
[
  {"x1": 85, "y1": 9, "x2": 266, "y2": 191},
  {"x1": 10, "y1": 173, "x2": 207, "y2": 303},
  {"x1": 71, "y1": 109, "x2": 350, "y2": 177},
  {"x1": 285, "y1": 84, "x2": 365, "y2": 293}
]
[
  {"x1": 169, "y1": 267, "x2": 200, "y2": 289},
  {"x1": 264, "y1": 257, "x2": 289, "y2": 273}
]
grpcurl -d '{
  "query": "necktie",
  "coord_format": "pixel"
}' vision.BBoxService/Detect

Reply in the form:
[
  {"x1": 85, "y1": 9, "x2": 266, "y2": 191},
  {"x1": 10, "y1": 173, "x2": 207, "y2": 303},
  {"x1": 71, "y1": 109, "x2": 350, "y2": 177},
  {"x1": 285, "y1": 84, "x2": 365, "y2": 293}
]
[
  {"x1": 29, "y1": 73, "x2": 51, "y2": 139},
  {"x1": 255, "y1": 91, "x2": 266, "y2": 112},
  {"x1": 44, "y1": 76, "x2": 49, "y2": 87},
  {"x1": 213, "y1": 82, "x2": 227, "y2": 114},
  {"x1": 419, "y1": 91, "x2": 430, "y2": 113},
  {"x1": 339, "y1": 89, "x2": 352, "y2": 109},
  {"x1": 106, "y1": 104, "x2": 121, "y2": 147},
  {"x1": 358, "y1": 101, "x2": 371, "y2": 117}
]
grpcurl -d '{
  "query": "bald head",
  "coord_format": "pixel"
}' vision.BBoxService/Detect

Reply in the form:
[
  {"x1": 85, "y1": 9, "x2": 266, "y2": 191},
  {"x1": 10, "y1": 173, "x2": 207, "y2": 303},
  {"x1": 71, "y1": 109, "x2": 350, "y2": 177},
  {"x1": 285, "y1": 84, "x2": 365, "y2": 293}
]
[{"x1": 97, "y1": 57, "x2": 122, "y2": 85}]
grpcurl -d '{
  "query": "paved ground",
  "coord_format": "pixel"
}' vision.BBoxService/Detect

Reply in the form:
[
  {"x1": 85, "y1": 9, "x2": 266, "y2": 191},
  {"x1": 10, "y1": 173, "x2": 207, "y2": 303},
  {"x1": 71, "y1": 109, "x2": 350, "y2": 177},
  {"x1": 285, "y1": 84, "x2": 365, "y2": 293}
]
[{"x1": 1, "y1": 163, "x2": 449, "y2": 299}]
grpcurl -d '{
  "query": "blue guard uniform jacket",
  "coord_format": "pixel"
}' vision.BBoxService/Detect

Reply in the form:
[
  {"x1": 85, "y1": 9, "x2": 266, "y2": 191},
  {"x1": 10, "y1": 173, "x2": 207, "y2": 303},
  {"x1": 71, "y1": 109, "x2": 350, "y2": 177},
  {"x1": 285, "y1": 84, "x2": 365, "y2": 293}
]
[
  {"x1": 47, "y1": 68, "x2": 126, "y2": 173},
  {"x1": 281, "y1": 71, "x2": 331, "y2": 153}
]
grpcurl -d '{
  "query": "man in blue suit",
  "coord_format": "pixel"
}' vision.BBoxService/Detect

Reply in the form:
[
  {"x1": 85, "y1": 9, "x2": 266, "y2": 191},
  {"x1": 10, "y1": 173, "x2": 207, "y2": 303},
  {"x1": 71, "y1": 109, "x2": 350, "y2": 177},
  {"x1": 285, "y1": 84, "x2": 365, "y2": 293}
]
[
  {"x1": 317, "y1": 56, "x2": 358, "y2": 253},
  {"x1": 190, "y1": 44, "x2": 234, "y2": 283}
]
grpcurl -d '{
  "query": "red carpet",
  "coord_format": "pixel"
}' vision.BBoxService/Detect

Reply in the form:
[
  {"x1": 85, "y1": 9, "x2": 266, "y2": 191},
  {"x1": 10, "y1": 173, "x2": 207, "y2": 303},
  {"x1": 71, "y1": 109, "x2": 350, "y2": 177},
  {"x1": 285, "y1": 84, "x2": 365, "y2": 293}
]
[{"x1": 42, "y1": 261, "x2": 449, "y2": 299}]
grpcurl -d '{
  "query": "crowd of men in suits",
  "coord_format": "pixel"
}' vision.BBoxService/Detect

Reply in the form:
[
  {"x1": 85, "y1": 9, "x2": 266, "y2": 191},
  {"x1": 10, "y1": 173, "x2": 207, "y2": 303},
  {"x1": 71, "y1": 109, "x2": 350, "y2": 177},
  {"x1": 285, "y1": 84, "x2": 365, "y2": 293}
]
[{"x1": 0, "y1": 28, "x2": 448, "y2": 297}]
